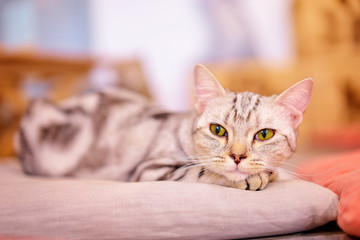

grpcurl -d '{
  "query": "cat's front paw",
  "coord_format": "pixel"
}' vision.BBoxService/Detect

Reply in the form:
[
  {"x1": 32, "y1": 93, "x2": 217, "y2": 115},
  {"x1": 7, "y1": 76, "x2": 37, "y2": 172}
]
[
  {"x1": 268, "y1": 171, "x2": 279, "y2": 182},
  {"x1": 236, "y1": 171, "x2": 277, "y2": 191}
]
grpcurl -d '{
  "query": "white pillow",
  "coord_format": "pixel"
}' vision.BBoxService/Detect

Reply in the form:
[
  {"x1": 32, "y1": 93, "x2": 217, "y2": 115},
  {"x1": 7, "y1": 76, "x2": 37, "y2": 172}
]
[{"x1": 0, "y1": 161, "x2": 338, "y2": 239}]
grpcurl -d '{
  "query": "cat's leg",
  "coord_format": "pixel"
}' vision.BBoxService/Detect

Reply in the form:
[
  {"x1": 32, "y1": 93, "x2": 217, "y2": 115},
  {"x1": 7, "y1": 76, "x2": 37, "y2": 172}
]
[
  {"x1": 129, "y1": 158, "x2": 187, "y2": 182},
  {"x1": 181, "y1": 167, "x2": 277, "y2": 191}
]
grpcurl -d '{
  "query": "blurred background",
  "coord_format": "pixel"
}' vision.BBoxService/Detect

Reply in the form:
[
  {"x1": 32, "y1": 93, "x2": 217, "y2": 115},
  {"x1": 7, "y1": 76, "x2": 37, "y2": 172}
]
[{"x1": 0, "y1": 0, "x2": 360, "y2": 157}]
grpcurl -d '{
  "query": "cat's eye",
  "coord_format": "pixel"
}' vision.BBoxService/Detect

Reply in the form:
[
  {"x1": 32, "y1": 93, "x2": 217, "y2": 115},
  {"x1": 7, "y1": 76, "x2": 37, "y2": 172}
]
[
  {"x1": 210, "y1": 124, "x2": 228, "y2": 137},
  {"x1": 255, "y1": 129, "x2": 275, "y2": 141}
]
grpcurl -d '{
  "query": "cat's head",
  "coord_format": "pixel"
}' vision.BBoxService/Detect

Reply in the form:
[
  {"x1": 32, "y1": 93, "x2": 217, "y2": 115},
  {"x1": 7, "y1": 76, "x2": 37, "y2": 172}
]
[{"x1": 192, "y1": 64, "x2": 313, "y2": 183}]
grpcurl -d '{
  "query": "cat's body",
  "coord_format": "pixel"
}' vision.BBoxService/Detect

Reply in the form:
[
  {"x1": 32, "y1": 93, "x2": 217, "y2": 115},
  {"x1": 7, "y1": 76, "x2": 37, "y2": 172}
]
[
  {"x1": 17, "y1": 88, "x2": 195, "y2": 181},
  {"x1": 16, "y1": 65, "x2": 313, "y2": 190}
]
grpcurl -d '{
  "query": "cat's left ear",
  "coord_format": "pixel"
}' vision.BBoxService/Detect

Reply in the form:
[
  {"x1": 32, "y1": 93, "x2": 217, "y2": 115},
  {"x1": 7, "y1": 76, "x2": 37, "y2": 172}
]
[
  {"x1": 194, "y1": 64, "x2": 226, "y2": 113},
  {"x1": 275, "y1": 78, "x2": 313, "y2": 127}
]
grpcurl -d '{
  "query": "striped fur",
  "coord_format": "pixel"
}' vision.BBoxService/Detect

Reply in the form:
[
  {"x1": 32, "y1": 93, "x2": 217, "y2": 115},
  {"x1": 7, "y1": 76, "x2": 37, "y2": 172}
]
[{"x1": 15, "y1": 65, "x2": 313, "y2": 190}]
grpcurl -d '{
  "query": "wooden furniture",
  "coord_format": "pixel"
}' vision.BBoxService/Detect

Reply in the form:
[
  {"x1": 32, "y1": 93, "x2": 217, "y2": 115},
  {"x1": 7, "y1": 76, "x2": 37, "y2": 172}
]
[{"x1": 0, "y1": 48, "x2": 150, "y2": 157}]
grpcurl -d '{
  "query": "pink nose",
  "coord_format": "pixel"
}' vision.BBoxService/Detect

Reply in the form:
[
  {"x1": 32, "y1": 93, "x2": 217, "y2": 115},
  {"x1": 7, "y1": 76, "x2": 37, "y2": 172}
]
[{"x1": 230, "y1": 154, "x2": 247, "y2": 164}]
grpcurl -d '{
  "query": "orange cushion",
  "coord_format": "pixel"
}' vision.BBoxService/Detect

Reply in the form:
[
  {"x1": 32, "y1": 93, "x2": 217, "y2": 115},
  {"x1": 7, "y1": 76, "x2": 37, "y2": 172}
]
[{"x1": 297, "y1": 149, "x2": 360, "y2": 237}]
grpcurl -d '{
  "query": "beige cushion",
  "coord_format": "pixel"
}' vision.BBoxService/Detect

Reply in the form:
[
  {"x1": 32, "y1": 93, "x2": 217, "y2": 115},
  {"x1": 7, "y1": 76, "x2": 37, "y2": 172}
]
[{"x1": 0, "y1": 160, "x2": 338, "y2": 239}]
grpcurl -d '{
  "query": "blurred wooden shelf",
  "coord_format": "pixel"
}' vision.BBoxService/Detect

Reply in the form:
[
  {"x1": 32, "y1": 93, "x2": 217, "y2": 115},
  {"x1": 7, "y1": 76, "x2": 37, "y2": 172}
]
[{"x1": 0, "y1": 49, "x2": 95, "y2": 158}]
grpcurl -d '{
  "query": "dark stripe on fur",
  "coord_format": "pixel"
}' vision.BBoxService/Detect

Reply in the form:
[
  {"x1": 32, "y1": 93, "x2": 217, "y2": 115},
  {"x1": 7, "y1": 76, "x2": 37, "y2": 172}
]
[
  {"x1": 284, "y1": 135, "x2": 296, "y2": 152},
  {"x1": 39, "y1": 123, "x2": 79, "y2": 147},
  {"x1": 240, "y1": 94, "x2": 252, "y2": 121},
  {"x1": 145, "y1": 163, "x2": 184, "y2": 171},
  {"x1": 245, "y1": 96, "x2": 260, "y2": 122},
  {"x1": 240, "y1": 95, "x2": 247, "y2": 117},
  {"x1": 232, "y1": 94, "x2": 238, "y2": 122},
  {"x1": 150, "y1": 112, "x2": 172, "y2": 120},
  {"x1": 128, "y1": 115, "x2": 172, "y2": 180},
  {"x1": 141, "y1": 161, "x2": 184, "y2": 181},
  {"x1": 173, "y1": 168, "x2": 189, "y2": 181},
  {"x1": 63, "y1": 107, "x2": 87, "y2": 115},
  {"x1": 143, "y1": 119, "x2": 167, "y2": 156},
  {"x1": 233, "y1": 108, "x2": 238, "y2": 122},
  {"x1": 254, "y1": 97, "x2": 260, "y2": 108},
  {"x1": 224, "y1": 111, "x2": 230, "y2": 125},
  {"x1": 198, "y1": 167, "x2": 205, "y2": 178},
  {"x1": 18, "y1": 128, "x2": 36, "y2": 175},
  {"x1": 245, "y1": 179, "x2": 250, "y2": 190},
  {"x1": 174, "y1": 120, "x2": 189, "y2": 158},
  {"x1": 93, "y1": 92, "x2": 128, "y2": 136},
  {"x1": 233, "y1": 95, "x2": 238, "y2": 105},
  {"x1": 246, "y1": 111, "x2": 252, "y2": 122}
]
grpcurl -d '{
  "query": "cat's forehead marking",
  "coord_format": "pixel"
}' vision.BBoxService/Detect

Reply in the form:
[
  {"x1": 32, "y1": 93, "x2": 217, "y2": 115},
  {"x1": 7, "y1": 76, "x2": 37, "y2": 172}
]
[
  {"x1": 231, "y1": 94, "x2": 238, "y2": 122},
  {"x1": 223, "y1": 93, "x2": 237, "y2": 125},
  {"x1": 232, "y1": 92, "x2": 262, "y2": 123}
]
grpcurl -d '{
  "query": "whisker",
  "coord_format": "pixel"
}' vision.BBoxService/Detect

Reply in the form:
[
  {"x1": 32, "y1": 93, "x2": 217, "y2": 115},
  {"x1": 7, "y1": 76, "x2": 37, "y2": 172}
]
[
  {"x1": 269, "y1": 160, "x2": 349, "y2": 180},
  {"x1": 267, "y1": 166, "x2": 308, "y2": 180},
  {"x1": 170, "y1": 153, "x2": 230, "y2": 180},
  {"x1": 266, "y1": 160, "x2": 305, "y2": 170},
  {"x1": 175, "y1": 155, "x2": 216, "y2": 162},
  {"x1": 269, "y1": 166, "x2": 334, "y2": 181},
  {"x1": 176, "y1": 156, "x2": 225, "y2": 165},
  {"x1": 185, "y1": 156, "x2": 213, "y2": 160}
]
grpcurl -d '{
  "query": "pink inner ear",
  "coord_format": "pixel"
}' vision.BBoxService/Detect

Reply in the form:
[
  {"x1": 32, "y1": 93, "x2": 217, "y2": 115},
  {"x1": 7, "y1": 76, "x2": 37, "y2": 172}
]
[
  {"x1": 276, "y1": 78, "x2": 313, "y2": 114},
  {"x1": 194, "y1": 64, "x2": 226, "y2": 113}
]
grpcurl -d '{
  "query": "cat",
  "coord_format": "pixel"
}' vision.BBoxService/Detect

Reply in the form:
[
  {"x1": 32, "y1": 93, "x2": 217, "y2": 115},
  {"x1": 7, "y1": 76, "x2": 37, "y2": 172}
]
[{"x1": 15, "y1": 64, "x2": 313, "y2": 191}]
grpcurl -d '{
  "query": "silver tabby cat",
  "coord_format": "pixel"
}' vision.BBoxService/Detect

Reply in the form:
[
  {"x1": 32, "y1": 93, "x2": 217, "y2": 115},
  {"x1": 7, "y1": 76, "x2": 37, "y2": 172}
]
[{"x1": 16, "y1": 65, "x2": 313, "y2": 191}]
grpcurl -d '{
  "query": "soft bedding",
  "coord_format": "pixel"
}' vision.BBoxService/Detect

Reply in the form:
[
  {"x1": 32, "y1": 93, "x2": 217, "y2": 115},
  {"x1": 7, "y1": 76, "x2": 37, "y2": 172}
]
[
  {"x1": 0, "y1": 160, "x2": 338, "y2": 240},
  {"x1": 297, "y1": 149, "x2": 360, "y2": 238}
]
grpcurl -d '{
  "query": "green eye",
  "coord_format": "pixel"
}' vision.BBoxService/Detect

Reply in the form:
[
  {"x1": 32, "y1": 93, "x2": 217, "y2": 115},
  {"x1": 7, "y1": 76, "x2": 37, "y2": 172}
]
[
  {"x1": 210, "y1": 124, "x2": 228, "y2": 137},
  {"x1": 255, "y1": 129, "x2": 275, "y2": 141}
]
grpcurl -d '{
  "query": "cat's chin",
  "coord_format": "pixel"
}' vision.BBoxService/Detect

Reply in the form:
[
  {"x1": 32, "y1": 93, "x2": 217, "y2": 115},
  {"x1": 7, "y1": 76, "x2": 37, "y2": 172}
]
[{"x1": 224, "y1": 170, "x2": 249, "y2": 183}]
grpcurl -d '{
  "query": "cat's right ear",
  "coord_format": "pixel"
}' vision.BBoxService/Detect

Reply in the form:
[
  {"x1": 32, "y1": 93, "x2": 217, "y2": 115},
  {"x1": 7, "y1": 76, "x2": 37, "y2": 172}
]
[
  {"x1": 194, "y1": 64, "x2": 226, "y2": 113},
  {"x1": 275, "y1": 78, "x2": 313, "y2": 127}
]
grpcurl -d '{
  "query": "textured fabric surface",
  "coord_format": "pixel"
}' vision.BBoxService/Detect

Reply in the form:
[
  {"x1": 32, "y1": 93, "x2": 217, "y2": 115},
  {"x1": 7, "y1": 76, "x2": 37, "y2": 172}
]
[
  {"x1": 0, "y1": 160, "x2": 338, "y2": 240},
  {"x1": 297, "y1": 149, "x2": 360, "y2": 238}
]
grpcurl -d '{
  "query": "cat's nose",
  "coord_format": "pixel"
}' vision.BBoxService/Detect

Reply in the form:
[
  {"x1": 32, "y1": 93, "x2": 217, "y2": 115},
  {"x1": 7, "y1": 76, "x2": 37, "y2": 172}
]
[{"x1": 229, "y1": 154, "x2": 247, "y2": 164}]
